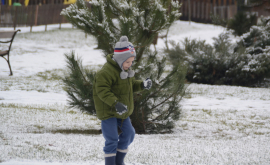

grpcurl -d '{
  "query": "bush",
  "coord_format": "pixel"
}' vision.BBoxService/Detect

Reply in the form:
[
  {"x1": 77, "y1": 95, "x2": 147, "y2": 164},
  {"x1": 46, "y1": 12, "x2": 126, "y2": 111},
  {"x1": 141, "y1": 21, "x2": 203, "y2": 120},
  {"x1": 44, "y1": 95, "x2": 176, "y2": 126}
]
[
  {"x1": 167, "y1": 29, "x2": 270, "y2": 87},
  {"x1": 227, "y1": 12, "x2": 257, "y2": 36}
]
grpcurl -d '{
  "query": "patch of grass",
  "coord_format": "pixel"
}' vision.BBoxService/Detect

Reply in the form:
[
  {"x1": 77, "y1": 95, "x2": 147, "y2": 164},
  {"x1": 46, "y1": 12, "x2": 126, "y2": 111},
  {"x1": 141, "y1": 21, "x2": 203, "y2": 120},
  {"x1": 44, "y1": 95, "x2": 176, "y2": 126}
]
[
  {"x1": 0, "y1": 69, "x2": 65, "y2": 93},
  {"x1": 250, "y1": 114, "x2": 256, "y2": 119},
  {"x1": 34, "y1": 125, "x2": 45, "y2": 130},
  {"x1": 183, "y1": 93, "x2": 192, "y2": 99},
  {"x1": 202, "y1": 109, "x2": 212, "y2": 116},
  {"x1": 51, "y1": 129, "x2": 102, "y2": 135},
  {"x1": 28, "y1": 128, "x2": 102, "y2": 135},
  {"x1": 254, "y1": 132, "x2": 266, "y2": 135},
  {"x1": 0, "y1": 103, "x2": 58, "y2": 112},
  {"x1": 220, "y1": 119, "x2": 227, "y2": 126},
  {"x1": 252, "y1": 121, "x2": 265, "y2": 126},
  {"x1": 36, "y1": 69, "x2": 64, "y2": 81},
  {"x1": 67, "y1": 110, "x2": 78, "y2": 114}
]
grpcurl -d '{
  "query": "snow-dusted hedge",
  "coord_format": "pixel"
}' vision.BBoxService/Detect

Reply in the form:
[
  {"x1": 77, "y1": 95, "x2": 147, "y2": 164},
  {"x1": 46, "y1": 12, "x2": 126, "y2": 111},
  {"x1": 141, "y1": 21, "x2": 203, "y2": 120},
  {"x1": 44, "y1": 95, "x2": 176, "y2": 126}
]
[{"x1": 168, "y1": 22, "x2": 270, "y2": 87}]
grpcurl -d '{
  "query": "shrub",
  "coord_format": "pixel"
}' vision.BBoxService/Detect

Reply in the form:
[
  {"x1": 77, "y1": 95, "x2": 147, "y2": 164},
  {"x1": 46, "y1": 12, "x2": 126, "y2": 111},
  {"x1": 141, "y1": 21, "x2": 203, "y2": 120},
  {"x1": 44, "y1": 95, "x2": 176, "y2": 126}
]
[
  {"x1": 227, "y1": 12, "x2": 257, "y2": 36},
  {"x1": 167, "y1": 29, "x2": 270, "y2": 87}
]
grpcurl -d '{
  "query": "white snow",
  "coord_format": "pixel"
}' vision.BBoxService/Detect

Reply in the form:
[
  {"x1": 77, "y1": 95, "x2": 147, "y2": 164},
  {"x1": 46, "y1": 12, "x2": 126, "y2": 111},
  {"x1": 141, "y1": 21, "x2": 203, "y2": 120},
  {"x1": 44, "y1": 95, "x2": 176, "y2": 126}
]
[{"x1": 1, "y1": 21, "x2": 270, "y2": 165}]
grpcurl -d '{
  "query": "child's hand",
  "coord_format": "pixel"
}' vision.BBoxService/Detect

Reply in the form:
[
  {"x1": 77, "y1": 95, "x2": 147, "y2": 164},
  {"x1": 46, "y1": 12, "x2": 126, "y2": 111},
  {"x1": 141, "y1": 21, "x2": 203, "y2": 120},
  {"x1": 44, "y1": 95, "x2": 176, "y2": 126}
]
[
  {"x1": 115, "y1": 102, "x2": 128, "y2": 115},
  {"x1": 143, "y1": 78, "x2": 152, "y2": 90}
]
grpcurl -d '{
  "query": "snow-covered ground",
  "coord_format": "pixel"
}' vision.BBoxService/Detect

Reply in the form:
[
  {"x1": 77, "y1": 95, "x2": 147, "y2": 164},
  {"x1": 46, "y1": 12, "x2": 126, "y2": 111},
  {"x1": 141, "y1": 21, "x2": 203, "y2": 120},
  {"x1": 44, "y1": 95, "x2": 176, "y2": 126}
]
[{"x1": 1, "y1": 21, "x2": 270, "y2": 165}]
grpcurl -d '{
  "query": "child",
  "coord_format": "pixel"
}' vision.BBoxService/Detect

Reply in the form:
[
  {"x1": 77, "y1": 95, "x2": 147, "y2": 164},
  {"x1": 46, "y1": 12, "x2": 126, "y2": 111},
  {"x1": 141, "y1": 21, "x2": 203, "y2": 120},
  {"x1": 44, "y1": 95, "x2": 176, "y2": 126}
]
[{"x1": 93, "y1": 36, "x2": 152, "y2": 165}]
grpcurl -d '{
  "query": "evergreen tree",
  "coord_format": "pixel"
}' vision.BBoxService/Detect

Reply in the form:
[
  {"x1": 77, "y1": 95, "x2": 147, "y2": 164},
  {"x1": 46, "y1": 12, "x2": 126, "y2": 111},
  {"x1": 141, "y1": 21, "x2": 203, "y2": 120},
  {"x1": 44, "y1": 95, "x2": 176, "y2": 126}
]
[
  {"x1": 227, "y1": 12, "x2": 257, "y2": 36},
  {"x1": 61, "y1": 0, "x2": 187, "y2": 134},
  {"x1": 62, "y1": 51, "x2": 96, "y2": 114}
]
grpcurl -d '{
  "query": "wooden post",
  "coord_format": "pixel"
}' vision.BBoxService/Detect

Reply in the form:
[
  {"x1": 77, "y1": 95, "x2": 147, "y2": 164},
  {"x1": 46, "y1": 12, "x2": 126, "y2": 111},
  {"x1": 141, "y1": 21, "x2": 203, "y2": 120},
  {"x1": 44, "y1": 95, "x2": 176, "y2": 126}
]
[
  {"x1": 188, "y1": 0, "x2": 191, "y2": 24},
  {"x1": 13, "y1": 6, "x2": 18, "y2": 30},
  {"x1": 197, "y1": 0, "x2": 200, "y2": 19},
  {"x1": 59, "y1": 4, "x2": 62, "y2": 29},
  {"x1": 185, "y1": 0, "x2": 188, "y2": 20},
  {"x1": 30, "y1": 5, "x2": 35, "y2": 32},
  {"x1": 45, "y1": 5, "x2": 49, "y2": 31},
  {"x1": 202, "y1": 0, "x2": 205, "y2": 20},
  {"x1": 206, "y1": 0, "x2": 209, "y2": 20},
  {"x1": 213, "y1": 0, "x2": 217, "y2": 16},
  {"x1": 193, "y1": 0, "x2": 196, "y2": 21},
  {"x1": 35, "y1": 5, "x2": 39, "y2": 26}
]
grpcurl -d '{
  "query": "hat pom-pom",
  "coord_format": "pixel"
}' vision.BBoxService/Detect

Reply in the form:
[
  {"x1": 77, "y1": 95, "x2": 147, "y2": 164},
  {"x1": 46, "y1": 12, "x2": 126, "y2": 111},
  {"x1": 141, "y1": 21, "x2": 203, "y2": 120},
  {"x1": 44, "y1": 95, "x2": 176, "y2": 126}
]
[
  {"x1": 120, "y1": 36, "x2": 128, "y2": 42},
  {"x1": 128, "y1": 69, "x2": 135, "y2": 77},
  {"x1": 120, "y1": 71, "x2": 128, "y2": 79}
]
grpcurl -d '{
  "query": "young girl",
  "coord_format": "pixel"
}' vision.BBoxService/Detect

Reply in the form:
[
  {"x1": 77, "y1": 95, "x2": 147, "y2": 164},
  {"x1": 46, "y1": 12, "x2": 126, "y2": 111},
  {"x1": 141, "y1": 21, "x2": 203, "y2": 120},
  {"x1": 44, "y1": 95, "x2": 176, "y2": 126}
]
[{"x1": 93, "y1": 36, "x2": 152, "y2": 165}]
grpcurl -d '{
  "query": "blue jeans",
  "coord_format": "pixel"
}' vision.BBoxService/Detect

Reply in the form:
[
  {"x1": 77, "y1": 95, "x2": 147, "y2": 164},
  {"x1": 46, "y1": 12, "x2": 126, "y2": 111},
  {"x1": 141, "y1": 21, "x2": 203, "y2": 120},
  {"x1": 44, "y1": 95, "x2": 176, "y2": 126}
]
[{"x1": 101, "y1": 117, "x2": 135, "y2": 156}]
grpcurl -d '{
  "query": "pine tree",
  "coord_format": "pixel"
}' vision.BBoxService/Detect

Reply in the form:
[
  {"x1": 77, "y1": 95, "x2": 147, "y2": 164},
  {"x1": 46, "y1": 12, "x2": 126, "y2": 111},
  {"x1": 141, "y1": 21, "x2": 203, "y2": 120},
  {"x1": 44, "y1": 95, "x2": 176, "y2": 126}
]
[
  {"x1": 62, "y1": 51, "x2": 96, "y2": 114},
  {"x1": 227, "y1": 12, "x2": 257, "y2": 36},
  {"x1": 61, "y1": 0, "x2": 187, "y2": 134}
]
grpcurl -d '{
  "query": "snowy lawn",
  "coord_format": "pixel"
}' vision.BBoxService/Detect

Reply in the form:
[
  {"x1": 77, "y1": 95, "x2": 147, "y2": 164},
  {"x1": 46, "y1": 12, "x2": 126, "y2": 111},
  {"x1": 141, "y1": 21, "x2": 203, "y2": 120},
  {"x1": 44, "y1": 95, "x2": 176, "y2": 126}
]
[{"x1": 1, "y1": 21, "x2": 270, "y2": 165}]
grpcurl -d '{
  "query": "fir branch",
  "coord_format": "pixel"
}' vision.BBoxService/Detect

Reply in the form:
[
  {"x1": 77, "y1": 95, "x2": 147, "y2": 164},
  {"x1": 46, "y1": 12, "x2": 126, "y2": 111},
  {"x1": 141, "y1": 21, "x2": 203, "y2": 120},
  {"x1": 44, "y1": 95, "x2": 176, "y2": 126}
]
[{"x1": 150, "y1": 92, "x2": 175, "y2": 111}]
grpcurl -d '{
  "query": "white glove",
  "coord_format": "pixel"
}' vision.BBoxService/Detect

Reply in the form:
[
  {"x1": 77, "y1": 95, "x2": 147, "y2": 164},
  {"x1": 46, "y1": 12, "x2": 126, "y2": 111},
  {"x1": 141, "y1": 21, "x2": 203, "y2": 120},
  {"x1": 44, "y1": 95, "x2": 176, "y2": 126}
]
[{"x1": 143, "y1": 78, "x2": 152, "y2": 90}]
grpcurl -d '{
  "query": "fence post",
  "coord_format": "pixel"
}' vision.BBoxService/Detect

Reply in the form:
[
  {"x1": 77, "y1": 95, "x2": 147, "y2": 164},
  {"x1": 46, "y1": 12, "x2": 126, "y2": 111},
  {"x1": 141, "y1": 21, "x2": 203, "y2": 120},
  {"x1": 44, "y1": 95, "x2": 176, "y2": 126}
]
[
  {"x1": 13, "y1": 6, "x2": 18, "y2": 30},
  {"x1": 193, "y1": 0, "x2": 196, "y2": 21},
  {"x1": 188, "y1": 0, "x2": 191, "y2": 24},
  {"x1": 197, "y1": 1, "x2": 200, "y2": 20},
  {"x1": 58, "y1": 4, "x2": 62, "y2": 29},
  {"x1": 30, "y1": 6, "x2": 34, "y2": 32},
  {"x1": 45, "y1": 5, "x2": 48, "y2": 31},
  {"x1": 35, "y1": 5, "x2": 39, "y2": 26}
]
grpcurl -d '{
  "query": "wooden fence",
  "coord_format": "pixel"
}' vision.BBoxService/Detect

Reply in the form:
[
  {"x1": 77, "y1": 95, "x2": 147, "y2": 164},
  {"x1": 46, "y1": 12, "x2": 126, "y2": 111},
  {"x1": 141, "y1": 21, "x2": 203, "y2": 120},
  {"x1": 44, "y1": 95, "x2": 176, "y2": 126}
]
[
  {"x1": 0, "y1": 0, "x2": 238, "y2": 30},
  {"x1": 0, "y1": 4, "x2": 70, "y2": 30},
  {"x1": 179, "y1": 0, "x2": 237, "y2": 23}
]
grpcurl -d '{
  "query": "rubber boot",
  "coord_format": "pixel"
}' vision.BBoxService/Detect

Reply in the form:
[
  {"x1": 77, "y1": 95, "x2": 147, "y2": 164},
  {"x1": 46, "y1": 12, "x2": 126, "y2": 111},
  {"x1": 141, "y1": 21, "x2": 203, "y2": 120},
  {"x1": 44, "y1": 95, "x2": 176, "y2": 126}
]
[
  {"x1": 115, "y1": 151, "x2": 127, "y2": 165},
  {"x1": 105, "y1": 156, "x2": 116, "y2": 165}
]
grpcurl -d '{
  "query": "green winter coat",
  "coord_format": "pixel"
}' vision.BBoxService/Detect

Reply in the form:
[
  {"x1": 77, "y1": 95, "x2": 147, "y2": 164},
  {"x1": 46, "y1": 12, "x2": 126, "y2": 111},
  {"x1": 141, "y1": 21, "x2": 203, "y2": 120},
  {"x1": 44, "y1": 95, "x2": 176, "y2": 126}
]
[{"x1": 93, "y1": 54, "x2": 144, "y2": 120}]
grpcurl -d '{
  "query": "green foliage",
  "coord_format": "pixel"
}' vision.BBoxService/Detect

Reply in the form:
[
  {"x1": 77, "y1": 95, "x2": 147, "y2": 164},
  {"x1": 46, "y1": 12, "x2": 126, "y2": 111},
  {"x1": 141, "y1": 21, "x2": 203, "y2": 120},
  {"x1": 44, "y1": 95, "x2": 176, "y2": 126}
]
[
  {"x1": 235, "y1": 22, "x2": 270, "y2": 51},
  {"x1": 168, "y1": 33, "x2": 235, "y2": 85},
  {"x1": 210, "y1": 13, "x2": 227, "y2": 27},
  {"x1": 249, "y1": 0, "x2": 265, "y2": 4},
  {"x1": 131, "y1": 49, "x2": 187, "y2": 134},
  {"x1": 61, "y1": 0, "x2": 181, "y2": 62},
  {"x1": 61, "y1": 0, "x2": 187, "y2": 134},
  {"x1": 62, "y1": 51, "x2": 96, "y2": 114},
  {"x1": 227, "y1": 12, "x2": 257, "y2": 36},
  {"x1": 168, "y1": 29, "x2": 270, "y2": 87}
]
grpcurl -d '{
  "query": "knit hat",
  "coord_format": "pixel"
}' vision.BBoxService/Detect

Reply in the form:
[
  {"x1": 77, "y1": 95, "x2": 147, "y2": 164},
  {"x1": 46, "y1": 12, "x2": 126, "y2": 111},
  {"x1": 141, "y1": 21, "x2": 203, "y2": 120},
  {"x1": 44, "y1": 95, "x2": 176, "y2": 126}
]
[{"x1": 113, "y1": 36, "x2": 136, "y2": 79}]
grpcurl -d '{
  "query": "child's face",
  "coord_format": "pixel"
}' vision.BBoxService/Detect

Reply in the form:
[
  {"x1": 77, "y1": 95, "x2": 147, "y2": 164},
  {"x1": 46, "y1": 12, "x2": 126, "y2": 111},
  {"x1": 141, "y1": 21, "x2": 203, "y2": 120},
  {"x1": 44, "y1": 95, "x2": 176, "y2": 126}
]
[{"x1": 122, "y1": 57, "x2": 135, "y2": 70}]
